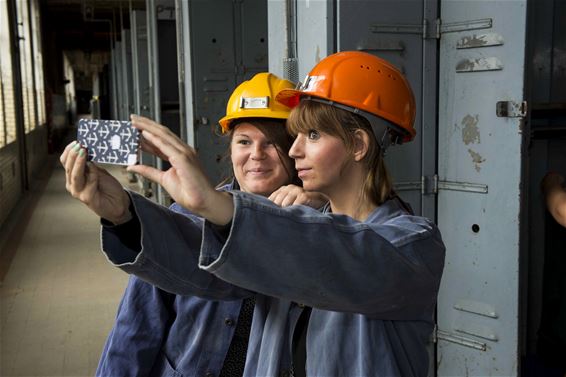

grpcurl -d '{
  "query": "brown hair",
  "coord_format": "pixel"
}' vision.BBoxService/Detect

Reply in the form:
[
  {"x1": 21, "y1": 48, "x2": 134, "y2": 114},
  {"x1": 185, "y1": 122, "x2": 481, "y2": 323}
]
[
  {"x1": 218, "y1": 118, "x2": 300, "y2": 187},
  {"x1": 287, "y1": 100, "x2": 393, "y2": 206}
]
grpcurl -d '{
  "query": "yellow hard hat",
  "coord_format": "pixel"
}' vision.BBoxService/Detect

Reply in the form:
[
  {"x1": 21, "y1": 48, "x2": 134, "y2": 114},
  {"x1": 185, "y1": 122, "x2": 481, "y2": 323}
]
[{"x1": 219, "y1": 73, "x2": 294, "y2": 133}]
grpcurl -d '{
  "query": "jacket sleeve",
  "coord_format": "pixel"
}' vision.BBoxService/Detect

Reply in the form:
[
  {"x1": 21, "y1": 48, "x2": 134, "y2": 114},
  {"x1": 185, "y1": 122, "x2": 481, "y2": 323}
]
[
  {"x1": 199, "y1": 191, "x2": 445, "y2": 320},
  {"x1": 96, "y1": 276, "x2": 174, "y2": 377},
  {"x1": 100, "y1": 191, "x2": 251, "y2": 300}
]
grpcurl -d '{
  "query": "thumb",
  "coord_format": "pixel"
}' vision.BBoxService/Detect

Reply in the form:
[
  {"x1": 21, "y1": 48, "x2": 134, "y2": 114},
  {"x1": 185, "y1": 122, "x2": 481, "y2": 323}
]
[{"x1": 128, "y1": 165, "x2": 163, "y2": 185}]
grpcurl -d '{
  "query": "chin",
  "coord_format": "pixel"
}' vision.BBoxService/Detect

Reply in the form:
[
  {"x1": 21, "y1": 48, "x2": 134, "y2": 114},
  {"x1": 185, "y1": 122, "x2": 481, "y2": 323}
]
[
  {"x1": 302, "y1": 180, "x2": 325, "y2": 193},
  {"x1": 247, "y1": 185, "x2": 270, "y2": 196}
]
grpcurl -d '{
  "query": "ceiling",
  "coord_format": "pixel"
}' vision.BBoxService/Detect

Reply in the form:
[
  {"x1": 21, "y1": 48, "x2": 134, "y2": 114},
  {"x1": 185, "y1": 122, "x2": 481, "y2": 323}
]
[{"x1": 41, "y1": 0, "x2": 146, "y2": 51}]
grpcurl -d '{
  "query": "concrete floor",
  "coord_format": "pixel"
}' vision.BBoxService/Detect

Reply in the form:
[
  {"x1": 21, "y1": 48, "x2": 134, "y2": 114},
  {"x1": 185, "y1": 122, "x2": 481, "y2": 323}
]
[{"x1": 0, "y1": 159, "x2": 137, "y2": 376}]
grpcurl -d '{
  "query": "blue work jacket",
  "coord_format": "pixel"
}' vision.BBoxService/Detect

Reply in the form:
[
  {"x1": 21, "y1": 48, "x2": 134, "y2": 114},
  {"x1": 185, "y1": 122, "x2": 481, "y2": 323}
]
[
  {"x1": 101, "y1": 191, "x2": 445, "y2": 377},
  {"x1": 97, "y1": 187, "x2": 248, "y2": 377},
  {"x1": 96, "y1": 274, "x2": 242, "y2": 377}
]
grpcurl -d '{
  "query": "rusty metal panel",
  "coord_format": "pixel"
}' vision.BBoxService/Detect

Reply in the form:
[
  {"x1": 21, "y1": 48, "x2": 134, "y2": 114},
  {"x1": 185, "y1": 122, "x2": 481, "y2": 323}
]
[{"x1": 436, "y1": 1, "x2": 527, "y2": 375}]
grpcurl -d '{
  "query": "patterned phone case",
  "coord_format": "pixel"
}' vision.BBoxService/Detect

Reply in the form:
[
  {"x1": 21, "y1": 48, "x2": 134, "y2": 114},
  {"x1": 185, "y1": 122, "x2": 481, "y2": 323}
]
[{"x1": 77, "y1": 119, "x2": 140, "y2": 165}]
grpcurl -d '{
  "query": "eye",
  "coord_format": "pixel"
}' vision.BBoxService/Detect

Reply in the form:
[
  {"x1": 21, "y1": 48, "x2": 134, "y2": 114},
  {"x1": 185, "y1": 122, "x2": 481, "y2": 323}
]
[
  {"x1": 236, "y1": 139, "x2": 251, "y2": 145},
  {"x1": 308, "y1": 129, "x2": 320, "y2": 140}
]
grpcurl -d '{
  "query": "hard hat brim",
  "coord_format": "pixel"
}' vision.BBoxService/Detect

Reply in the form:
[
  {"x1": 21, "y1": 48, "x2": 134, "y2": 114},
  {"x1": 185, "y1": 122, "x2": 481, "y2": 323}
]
[{"x1": 275, "y1": 89, "x2": 303, "y2": 109}]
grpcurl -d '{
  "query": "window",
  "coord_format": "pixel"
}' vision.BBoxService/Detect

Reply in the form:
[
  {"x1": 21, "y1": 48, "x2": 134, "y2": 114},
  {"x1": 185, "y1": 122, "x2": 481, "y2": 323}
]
[
  {"x1": 31, "y1": 0, "x2": 45, "y2": 125},
  {"x1": 16, "y1": 0, "x2": 36, "y2": 133},
  {"x1": 0, "y1": 0, "x2": 17, "y2": 147}
]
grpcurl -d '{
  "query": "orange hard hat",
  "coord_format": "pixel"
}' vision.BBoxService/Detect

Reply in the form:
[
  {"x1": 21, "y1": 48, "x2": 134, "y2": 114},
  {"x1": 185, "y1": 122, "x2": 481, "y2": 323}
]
[
  {"x1": 276, "y1": 51, "x2": 416, "y2": 144},
  {"x1": 218, "y1": 73, "x2": 294, "y2": 133}
]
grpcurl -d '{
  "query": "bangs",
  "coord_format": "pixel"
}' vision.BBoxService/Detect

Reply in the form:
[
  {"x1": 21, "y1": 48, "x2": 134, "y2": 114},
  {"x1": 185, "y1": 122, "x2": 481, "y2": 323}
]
[
  {"x1": 287, "y1": 100, "x2": 371, "y2": 155},
  {"x1": 286, "y1": 100, "x2": 344, "y2": 138}
]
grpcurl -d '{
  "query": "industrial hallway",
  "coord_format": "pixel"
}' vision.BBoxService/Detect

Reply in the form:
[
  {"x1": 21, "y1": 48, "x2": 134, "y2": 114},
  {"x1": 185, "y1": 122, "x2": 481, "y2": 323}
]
[{"x1": 0, "y1": 157, "x2": 134, "y2": 376}]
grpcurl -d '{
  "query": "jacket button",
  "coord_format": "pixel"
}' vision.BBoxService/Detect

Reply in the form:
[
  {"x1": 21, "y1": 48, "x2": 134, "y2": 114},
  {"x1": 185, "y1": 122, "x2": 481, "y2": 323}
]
[{"x1": 224, "y1": 318, "x2": 235, "y2": 326}]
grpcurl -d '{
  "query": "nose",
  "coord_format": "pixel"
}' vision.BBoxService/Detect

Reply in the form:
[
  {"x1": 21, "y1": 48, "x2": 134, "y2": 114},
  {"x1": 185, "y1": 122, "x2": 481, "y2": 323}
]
[
  {"x1": 250, "y1": 143, "x2": 266, "y2": 160},
  {"x1": 289, "y1": 134, "x2": 304, "y2": 159}
]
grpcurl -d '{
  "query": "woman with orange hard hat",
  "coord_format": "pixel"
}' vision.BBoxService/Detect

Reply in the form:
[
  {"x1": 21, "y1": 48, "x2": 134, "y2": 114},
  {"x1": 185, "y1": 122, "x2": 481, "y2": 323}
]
[{"x1": 76, "y1": 52, "x2": 445, "y2": 376}]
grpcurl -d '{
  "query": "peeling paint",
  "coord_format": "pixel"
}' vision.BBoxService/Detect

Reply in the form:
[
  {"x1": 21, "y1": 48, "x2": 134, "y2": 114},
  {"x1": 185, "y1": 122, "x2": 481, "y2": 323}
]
[
  {"x1": 461, "y1": 114, "x2": 480, "y2": 145},
  {"x1": 468, "y1": 149, "x2": 486, "y2": 172},
  {"x1": 315, "y1": 45, "x2": 321, "y2": 63},
  {"x1": 457, "y1": 33, "x2": 504, "y2": 49},
  {"x1": 456, "y1": 57, "x2": 503, "y2": 72}
]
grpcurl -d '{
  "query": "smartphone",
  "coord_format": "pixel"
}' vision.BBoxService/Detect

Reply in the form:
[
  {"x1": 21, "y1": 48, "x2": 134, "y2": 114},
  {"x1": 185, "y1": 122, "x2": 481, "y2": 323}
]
[{"x1": 77, "y1": 118, "x2": 140, "y2": 166}]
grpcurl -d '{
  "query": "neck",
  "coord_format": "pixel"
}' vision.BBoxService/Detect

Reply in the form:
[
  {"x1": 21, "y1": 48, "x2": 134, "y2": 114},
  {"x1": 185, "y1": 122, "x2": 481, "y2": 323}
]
[{"x1": 326, "y1": 165, "x2": 377, "y2": 221}]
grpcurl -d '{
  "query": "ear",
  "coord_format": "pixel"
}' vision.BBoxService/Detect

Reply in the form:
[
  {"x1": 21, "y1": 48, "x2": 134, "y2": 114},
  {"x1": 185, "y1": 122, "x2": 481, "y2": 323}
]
[{"x1": 353, "y1": 129, "x2": 370, "y2": 162}]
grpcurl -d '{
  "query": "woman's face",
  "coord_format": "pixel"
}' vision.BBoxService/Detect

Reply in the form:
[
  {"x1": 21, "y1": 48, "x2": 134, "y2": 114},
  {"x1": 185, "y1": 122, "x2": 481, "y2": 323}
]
[
  {"x1": 231, "y1": 122, "x2": 293, "y2": 196},
  {"x1": 289, "y1": 129, "x2": 351, "y2": 195}
]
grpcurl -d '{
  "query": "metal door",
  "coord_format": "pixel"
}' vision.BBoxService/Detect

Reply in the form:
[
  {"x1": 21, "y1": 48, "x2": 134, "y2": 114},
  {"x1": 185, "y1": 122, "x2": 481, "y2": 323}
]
[
  {"x1": 186, "y1": 0, "x2": 268, "y2": 184},
  {"x1": 337, "y1": 0, "x2": 438, "y2": 219},
  {"x1": 436, "y1": 1, "x2": 527, "y2": 375}
]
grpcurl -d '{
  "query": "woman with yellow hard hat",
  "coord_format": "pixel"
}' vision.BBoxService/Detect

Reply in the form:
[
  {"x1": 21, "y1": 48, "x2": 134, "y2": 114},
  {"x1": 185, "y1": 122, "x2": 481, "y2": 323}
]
[
  {"x1": 68, "y1": 52, "x2": 445, "y2": 376},
  {"x1": 61, "y1": 73, "x2": 325, "y2": 377}
]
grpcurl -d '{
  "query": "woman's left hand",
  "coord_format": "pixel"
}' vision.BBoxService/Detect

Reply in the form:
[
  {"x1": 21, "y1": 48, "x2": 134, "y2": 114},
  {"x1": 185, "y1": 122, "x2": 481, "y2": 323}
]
[
  {"x1": 269, "y1": 184, "x2": 329, "y2": 208},
  {"x1": 128, "y1": 115, "x2": 234, "y2": 225}
]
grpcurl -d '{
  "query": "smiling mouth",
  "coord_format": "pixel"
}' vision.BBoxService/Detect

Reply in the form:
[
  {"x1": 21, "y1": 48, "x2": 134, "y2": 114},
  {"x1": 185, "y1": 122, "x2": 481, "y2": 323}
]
[{"x1": 247, "y1": 169, "x2": 271, "y2": 175}]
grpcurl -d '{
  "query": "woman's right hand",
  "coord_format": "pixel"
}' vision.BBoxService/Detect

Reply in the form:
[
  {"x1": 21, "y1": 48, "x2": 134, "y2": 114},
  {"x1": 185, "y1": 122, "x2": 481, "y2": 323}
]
[
  {"x1": 269, "y1": 184, "x2": 329, "y2": 208},
  {"x1": 60, "y1": 141, "x2": 132, "y2": 224}
]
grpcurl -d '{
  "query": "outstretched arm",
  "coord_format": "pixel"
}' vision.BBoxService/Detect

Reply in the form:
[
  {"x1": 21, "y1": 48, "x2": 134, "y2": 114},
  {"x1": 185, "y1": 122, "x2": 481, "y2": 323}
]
[{"x1": 541, "y1": 172, "x2": 566, "y2": 228}]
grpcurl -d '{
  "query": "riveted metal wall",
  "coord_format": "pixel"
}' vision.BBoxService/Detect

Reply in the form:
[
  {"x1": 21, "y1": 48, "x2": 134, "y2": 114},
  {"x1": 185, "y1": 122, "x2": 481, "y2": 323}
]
[{"x1": 436, "y1": 1, "x2": 527, "y2": 375}]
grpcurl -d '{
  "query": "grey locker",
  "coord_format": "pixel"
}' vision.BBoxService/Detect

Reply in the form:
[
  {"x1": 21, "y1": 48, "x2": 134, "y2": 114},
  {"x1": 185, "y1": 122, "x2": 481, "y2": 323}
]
[
  {"x1": 187, "y1": 0, "x2": 268, "y2": 184},
  {"x1": 337, "y1": 0, "x2": 439, "y2": 220},
  {"x1": 435, "y1": 1, "x2": 527, "y2": 375}
]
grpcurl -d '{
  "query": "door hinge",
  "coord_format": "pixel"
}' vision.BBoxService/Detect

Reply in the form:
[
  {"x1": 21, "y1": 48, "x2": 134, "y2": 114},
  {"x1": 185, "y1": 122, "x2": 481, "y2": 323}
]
[
  {"x1": 370, "y1": 18, "x2": 492, "y2": 40},
  {"x1": 432, "y1": 324, "x2": 437, "y2": 343},
  {"x1": 496, "y1": 101, "x2": 527, "y2": 118},
  {"x1": 434, "y1": 18, "x2": 493, "y2": 39},
  {"x1": 436, "y1": 328, "x2": 487, "y2": 351},
  {"x1": 395, "y1": 175, "x2": 437, "y2": 195},
  {"x1": 395, "y1": 175, "x2": 489, "y2": 195},
  {"x1": 369, "y1": 19, "x2": 431, "y2": 40}
]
